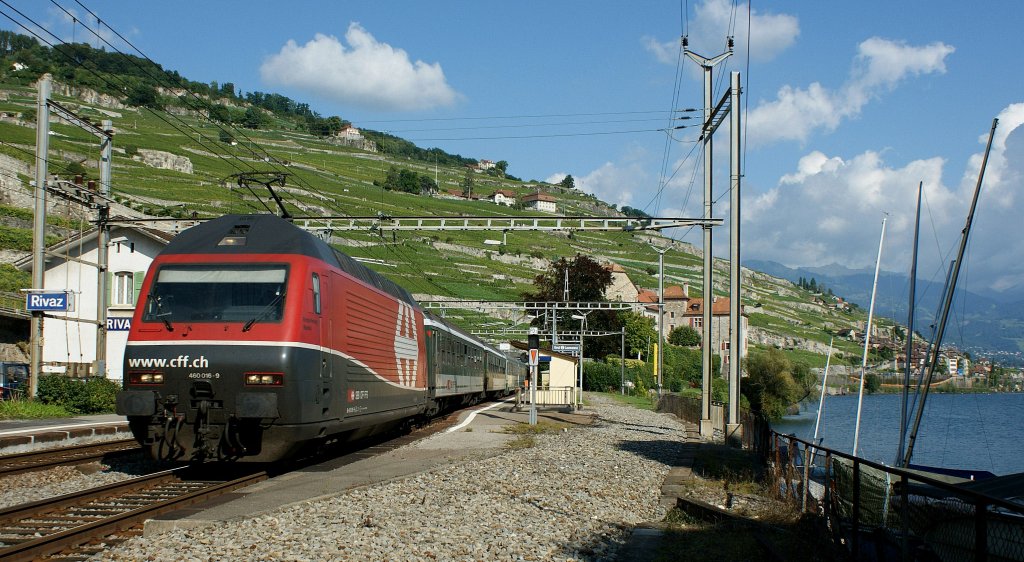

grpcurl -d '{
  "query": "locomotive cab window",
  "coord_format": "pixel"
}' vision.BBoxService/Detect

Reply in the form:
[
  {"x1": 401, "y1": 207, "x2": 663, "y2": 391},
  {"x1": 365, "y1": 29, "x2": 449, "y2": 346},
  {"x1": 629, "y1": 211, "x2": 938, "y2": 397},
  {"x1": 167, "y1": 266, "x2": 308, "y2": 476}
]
[{"x1": 142, "y1": 264, "x2": 288, "y2": 325}]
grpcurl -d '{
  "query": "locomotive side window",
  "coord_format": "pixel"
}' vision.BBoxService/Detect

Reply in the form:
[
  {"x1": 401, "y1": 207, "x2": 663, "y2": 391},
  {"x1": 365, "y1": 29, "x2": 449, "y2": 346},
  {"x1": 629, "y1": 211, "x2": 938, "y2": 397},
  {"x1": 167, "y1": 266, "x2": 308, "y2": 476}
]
[
  {"x1": 312, "y1": 273, "x2": 321, "y2": 314},
  {"x1": 142, "y1": 265, "x2": 287, "y2": 325}
]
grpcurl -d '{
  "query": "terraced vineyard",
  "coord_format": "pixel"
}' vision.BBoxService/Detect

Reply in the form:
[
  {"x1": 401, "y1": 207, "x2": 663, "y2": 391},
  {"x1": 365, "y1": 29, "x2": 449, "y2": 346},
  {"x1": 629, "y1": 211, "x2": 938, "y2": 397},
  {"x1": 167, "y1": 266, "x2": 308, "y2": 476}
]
[{"x1": 0, "y1": 79, "x2": 886, "y2": 368}]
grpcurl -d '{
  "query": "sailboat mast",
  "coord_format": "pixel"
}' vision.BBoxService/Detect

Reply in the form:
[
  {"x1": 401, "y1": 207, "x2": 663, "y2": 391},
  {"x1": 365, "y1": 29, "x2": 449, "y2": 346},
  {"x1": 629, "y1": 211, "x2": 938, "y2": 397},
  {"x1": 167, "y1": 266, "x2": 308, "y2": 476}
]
[
  {"x1": 897, "y1": 182, "x2": 923, "y2": 465},
  {"x1": 853, "y1": 215, "x2": 887, "y2": 457},
  {"x1": 812, "y1": 337, "x2": 834, "y2": 452},
  {"x1": 902, "y1": 118, "x2": 999, "y2": 468}
]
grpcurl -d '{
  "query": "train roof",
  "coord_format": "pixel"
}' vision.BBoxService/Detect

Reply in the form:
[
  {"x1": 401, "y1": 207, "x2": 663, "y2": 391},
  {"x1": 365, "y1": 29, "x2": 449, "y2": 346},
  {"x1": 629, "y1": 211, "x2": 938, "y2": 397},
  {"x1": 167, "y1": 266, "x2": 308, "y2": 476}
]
[{"x1": 162, "y1": 214, "x2": 417, "y2": 307}]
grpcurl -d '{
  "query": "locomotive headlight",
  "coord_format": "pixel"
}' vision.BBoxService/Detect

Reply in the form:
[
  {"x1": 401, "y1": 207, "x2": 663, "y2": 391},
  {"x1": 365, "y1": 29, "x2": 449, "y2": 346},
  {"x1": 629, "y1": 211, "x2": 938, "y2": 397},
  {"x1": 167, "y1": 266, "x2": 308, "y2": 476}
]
[
  {"x1": 244, "y1": 372, "x2": 283, "y2": 386},
  {"x1": 128, "y1": 371, "x2": 164, "y2": 385}
]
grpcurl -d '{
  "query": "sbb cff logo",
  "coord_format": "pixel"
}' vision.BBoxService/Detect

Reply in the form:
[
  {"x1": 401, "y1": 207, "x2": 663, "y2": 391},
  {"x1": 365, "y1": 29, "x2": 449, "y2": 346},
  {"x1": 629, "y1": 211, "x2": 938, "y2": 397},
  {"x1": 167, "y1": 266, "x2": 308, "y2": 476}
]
[{"x1": 348, "y1": 389, "x2": 369, "y2": 402}]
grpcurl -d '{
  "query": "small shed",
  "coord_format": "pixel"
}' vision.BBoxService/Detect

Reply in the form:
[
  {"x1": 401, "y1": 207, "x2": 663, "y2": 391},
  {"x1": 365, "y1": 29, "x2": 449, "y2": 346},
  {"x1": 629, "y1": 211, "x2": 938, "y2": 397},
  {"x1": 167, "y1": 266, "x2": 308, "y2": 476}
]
[{"x1": 511, "y1": 341, "x2": 578, "y2": 407}]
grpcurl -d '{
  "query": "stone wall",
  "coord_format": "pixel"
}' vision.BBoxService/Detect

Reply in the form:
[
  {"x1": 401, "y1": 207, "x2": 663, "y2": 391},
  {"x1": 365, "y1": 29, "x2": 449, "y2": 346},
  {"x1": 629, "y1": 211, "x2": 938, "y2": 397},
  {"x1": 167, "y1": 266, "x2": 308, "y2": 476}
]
[{"x1": 135, "y1": 149, "x2": 193, "y2": 174}]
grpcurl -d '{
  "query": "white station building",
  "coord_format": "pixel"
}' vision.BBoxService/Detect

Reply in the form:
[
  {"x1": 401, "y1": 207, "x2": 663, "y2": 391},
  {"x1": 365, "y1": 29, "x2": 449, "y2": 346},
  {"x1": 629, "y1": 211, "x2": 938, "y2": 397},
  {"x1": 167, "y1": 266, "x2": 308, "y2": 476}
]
[{"x1": 18, "y1": 226, "x2": 173, "y2": 381}]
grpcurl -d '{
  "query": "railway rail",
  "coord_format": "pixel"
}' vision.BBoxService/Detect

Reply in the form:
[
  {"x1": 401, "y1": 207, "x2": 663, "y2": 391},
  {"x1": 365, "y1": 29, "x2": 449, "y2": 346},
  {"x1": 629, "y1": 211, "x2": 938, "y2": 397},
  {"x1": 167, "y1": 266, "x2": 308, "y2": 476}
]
[
  {"x1": 0, "y1": 467, "x2": 267, "y2": 561},
  {"x1": 0, "y1": 438, "x2": 140, "y2": 477},
  {"x1": 0, "y1": 400, "x2": 496, "y2": 560}
]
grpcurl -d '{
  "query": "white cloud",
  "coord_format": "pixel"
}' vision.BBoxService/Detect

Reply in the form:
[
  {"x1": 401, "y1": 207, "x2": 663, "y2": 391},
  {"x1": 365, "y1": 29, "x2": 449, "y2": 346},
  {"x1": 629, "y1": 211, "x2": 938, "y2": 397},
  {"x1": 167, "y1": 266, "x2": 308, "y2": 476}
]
[
  {"x1": 746, "y1": 108, "x2": 1024, "y2": 295},
  {"x1": 575, "y1": 162, "x2": 648, "y2": 209},
  {"x1": 545, "y1": 172, "x2": 568, "y2": 185},
  {"x1": 953, "y1": 106, "x2": 1024, "y2": 293},
  {"x1": 260, "y1": 23, "x2": 460, "y2": 111},
  {"x1": 745, "y1": 149, "x2": 953, "y2": 272},
  {"x1": 748, "y1": 38, "x2": 954, "y2": 145},
  {"x1": 642, "y1": 36, "x2": 678, "y2": 65},
  {"x1": 645, "y1": 0, "x2": 798, "y2": 64}
]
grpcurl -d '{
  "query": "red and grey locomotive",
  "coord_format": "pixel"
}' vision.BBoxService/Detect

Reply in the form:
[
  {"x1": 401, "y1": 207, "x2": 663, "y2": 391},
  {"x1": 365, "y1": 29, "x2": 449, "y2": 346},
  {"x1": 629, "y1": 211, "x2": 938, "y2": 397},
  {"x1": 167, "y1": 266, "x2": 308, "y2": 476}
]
[{"x1": 116, "y1": 214, "x2": 521, "y2": 462}]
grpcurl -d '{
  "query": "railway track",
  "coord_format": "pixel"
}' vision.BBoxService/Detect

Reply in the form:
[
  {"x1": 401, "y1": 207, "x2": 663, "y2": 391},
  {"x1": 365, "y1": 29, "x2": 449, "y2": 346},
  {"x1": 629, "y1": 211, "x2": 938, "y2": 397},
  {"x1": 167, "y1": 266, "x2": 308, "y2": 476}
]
[
  {"x1": 0, "y1": 467, "x2": 267, "y2": 561},
  {"x1": 0, "y1": 399, "x2": 501, "y2": 560},
  {"x1": 0, "y1": 438, "x2": 140, "y2": 477}
]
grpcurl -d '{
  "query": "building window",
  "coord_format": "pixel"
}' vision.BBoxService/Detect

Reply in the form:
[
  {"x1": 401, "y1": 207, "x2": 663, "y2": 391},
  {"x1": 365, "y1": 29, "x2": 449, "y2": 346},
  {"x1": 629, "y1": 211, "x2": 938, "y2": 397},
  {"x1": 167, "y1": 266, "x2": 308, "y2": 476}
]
[
  {"x1": 113, "y1": 271, "x2": 134, "y2": 305},
  {"x1": 692, "y1": 318, "x2": 703, "y2": 329}
]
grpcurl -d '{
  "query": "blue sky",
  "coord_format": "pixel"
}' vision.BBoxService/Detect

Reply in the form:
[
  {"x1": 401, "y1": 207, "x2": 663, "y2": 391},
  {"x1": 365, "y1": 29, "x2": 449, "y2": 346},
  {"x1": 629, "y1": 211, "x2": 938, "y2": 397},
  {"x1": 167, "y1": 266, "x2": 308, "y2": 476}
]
[{"x1": 5, "y1": 1, "x2": 1024, "y2": 296}]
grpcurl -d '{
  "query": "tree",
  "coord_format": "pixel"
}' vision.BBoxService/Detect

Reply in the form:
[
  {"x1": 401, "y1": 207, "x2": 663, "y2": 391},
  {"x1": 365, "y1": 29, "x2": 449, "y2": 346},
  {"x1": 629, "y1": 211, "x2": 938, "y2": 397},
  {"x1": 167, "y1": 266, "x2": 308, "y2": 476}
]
[
  {"x1": 209, "y1": 104, "x2": 231, "y2": 123},
  {"x1": 495, "y1": 160, "x2": 509, "y2": 176},
  {"x1": 864, "y1": 373, "x2": 881, "y2": 394},
  {"x1": 461, "y1": 168, "x2": 474, "y2": 197},
  {"x1": 523, "y1": 254, "x2": 616, "y2": 357},
  {"x1": 242, "y1": 107, "x2": 268, "y2": 129},
  {"x1": 559, "y1": 174, "x2": 575, "y2": 189},
  {"x1": 620, "y1": 311, "x2": 657, "y2": 360},
  {"x1": 126, "y1": 83, "x2": 160, "y2": 109},
  {"x1": 742, "y1": 348, "x2": 802, "y2": 420},
  {"x1": 522, "y1": 254, "x2": 612, "y2": 303},
  {"x1": 668, "y1": 325, "x2": 701, "y2": 347}
]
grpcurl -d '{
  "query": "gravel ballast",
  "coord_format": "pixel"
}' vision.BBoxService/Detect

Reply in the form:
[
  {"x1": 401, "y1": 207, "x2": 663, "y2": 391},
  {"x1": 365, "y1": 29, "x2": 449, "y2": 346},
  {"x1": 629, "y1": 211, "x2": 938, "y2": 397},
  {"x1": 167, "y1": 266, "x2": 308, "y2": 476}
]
[{"x1": 98, "y1": 396, "x2": 688, "y2": 561}]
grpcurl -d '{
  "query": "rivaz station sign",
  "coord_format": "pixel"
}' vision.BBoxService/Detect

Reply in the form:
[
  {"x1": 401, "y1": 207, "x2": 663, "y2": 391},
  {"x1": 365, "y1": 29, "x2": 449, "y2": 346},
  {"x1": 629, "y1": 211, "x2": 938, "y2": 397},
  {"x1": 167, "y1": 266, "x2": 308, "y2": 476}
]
[{"x1": 25, "y1": 292, "x2": 69, "y2": 311}]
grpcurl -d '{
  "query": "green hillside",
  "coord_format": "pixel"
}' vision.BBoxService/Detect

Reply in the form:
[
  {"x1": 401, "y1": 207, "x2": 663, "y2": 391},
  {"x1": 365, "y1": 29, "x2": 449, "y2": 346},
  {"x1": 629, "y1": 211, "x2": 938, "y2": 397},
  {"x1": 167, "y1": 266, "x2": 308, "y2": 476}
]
[{"x1": 0, "y1": 35, "x2": 893, "y2": 372}]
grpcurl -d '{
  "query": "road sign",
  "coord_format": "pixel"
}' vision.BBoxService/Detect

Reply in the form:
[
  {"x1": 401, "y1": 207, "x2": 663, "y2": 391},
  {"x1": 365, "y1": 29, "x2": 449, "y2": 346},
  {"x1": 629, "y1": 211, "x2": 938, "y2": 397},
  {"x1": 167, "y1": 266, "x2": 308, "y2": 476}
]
[
  {"x1": 528, "y1": 348, "x2": 539, "y2": 367},
  {"x1": 26, "y1": 292, "x2": 68, "y2": 311}
]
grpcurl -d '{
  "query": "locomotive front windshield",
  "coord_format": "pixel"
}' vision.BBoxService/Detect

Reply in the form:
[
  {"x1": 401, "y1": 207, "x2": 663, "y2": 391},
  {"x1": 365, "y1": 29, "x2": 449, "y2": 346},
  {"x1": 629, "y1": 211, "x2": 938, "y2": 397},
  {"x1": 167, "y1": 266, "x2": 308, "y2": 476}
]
[{"x1": 142, "y1": 264, "x2": 288, "y2": 326}]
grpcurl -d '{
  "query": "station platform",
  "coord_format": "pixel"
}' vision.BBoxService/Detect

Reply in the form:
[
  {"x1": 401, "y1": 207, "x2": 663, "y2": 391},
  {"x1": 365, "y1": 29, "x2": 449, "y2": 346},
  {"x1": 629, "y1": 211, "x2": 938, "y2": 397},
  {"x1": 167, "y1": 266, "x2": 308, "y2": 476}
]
[
  {"x1": 145, "y1": 400, "x2": 595, "y2": 535},
  {"x1": 0, "y1": 414, "x2": 130, "y2": 452}
]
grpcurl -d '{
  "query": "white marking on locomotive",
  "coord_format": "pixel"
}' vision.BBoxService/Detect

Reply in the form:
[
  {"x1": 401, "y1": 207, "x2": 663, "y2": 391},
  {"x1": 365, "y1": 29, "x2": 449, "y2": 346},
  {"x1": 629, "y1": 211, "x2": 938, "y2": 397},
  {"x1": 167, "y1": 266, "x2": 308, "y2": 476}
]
[{"x1": 394, "y1": 302, "x2": 419, "y2": 387}]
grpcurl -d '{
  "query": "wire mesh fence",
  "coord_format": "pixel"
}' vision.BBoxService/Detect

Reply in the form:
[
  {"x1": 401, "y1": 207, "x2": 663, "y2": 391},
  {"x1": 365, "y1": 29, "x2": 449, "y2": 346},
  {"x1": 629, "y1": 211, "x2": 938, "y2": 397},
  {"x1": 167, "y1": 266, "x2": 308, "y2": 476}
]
[
  {"x1": 762, "y1": 432, "x2": 1024, "y2": 561},
  {"x1": 654, "y1": 394, "x2": 1024, "y2": 560}
]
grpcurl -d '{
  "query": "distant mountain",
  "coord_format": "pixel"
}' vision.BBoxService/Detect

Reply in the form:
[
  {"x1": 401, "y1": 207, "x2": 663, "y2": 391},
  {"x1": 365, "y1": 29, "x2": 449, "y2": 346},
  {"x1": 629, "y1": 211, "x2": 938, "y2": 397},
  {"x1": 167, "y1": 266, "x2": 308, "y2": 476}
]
[{"x1": 745, "y1": 259, "x2": 1024, "y2": 361}]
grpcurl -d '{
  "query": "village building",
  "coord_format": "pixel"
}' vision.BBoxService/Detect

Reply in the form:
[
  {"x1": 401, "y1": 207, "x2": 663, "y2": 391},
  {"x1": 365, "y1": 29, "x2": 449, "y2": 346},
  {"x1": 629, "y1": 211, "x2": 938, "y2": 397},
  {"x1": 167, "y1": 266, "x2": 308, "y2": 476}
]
[
  {"x1": 640, "y1": 283, "x2": 748, "y2": 358},
  {"x1": 16, "y1": 225, "x2": 173, "y2": 382},
  {"x1": 332, "y1": 124, "x2": 377, "y2": 152},
  {"x1": 521, "y1": 192, "x2": 557, "y2": 213},
  {"x1": 602, "y1": 263, "x2": 639, "y2": 303},
  {"x1": 510, "y1": 341, "x2": 578, "y2": 409},
  {"x1": 489, "y1": 189, "x2": 516, "y2": 206}
]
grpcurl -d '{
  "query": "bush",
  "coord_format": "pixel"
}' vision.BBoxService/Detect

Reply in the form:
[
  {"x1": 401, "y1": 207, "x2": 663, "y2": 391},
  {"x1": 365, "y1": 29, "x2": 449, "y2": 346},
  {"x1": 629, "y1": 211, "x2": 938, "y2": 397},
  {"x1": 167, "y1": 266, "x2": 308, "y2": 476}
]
[
  {"x1": 37, "y1": 375, "x2": 119, "y2": 414},
  {"x1": 583, "y1": 361, "x2": 620, "y2": 392}
]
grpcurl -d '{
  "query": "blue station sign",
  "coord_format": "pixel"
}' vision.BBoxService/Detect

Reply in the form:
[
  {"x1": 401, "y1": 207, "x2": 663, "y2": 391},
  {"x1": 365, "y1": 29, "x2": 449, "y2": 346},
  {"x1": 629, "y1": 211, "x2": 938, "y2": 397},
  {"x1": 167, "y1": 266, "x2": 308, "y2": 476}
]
[
  {"x1": 107, "y1": 317, "x2": 132, "y2": 331},
  {"x1": 26, "y1": 292, "x2": 69, "y2": 311}
]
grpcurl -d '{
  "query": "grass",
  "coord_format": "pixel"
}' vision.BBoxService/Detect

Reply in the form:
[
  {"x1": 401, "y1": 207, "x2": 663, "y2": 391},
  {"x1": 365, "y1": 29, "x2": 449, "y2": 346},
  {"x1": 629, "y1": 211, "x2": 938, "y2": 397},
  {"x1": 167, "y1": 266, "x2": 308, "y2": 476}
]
[
  {"x1": 654, "y1": 445, "x2": 839, "y2": 561},
  {"x1": 502, "y1": 420, "x2": 568, "y2": 450},
  {"x1": 0, "y1": 398, "x2": 71, "y2": 419},
  {"x1": 597, "y1": 391, "x2": 657, "y2": 411}
]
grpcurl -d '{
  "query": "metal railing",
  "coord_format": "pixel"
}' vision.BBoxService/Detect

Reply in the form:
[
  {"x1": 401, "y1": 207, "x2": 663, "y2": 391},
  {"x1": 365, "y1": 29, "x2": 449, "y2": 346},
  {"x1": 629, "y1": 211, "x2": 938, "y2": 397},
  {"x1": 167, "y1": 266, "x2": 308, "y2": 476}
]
[
  {"x1": 656, "y1": 394, "x2": 770, "y2": 451},
  {"x1": 515, "y1": 386, "x2": 576, "y2": 409},
  {"x1": 761, "y1": 431, "x2": 1024, "y2": 561}
]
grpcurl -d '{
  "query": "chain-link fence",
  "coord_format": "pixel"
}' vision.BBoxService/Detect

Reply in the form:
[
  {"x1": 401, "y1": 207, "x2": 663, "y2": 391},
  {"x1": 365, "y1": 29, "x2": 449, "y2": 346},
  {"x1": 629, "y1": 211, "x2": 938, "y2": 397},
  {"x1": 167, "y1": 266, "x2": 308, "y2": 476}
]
[{"x1": 764, "y1": 432, "x2": 1024, "y2": 561}]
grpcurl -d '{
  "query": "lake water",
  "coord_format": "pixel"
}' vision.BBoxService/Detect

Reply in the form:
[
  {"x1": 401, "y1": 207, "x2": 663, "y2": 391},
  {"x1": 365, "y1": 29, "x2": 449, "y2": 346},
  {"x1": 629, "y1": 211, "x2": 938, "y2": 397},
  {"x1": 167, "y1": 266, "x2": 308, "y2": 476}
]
[{"x1": 771, "y1": 392, "x2": 1024, "y2": 476}]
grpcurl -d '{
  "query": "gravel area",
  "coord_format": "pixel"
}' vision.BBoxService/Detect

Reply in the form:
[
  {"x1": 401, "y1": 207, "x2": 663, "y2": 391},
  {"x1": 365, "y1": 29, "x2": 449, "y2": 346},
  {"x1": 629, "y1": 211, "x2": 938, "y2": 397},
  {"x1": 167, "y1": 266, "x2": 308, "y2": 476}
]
[
  {"x1": 0, "y1": 453, "x2": 160, "y2": 509},
  {"x1": 98, "y1": 396, "x2": 688, "y2": 561}
]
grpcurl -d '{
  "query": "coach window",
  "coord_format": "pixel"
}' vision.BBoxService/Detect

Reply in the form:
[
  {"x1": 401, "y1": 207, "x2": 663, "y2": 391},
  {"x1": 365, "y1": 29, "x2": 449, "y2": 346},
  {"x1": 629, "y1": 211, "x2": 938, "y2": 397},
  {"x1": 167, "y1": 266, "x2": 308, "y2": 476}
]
[{"x1": 312, "y1": 273, "x2": 321, "y2": 314}]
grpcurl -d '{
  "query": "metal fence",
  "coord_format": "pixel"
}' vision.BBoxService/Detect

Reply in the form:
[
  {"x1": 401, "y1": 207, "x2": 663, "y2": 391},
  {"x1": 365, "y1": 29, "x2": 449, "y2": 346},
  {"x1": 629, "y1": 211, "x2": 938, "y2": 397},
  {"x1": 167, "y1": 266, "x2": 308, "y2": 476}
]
[
  {"x1": 656, "y1": 393, "x2": 771, "y2": 451},
  {"x1": 763, "y1": 431, "x2": 1024, "y2": 561}
]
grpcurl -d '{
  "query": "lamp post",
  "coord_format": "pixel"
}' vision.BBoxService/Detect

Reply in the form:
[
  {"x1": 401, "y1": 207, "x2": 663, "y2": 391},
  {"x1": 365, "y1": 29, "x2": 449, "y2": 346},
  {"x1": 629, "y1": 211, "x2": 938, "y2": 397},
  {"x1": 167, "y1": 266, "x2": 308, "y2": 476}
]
[
  {"x1": 620, "y1": 326, "x2": 626, "y2": 395},
  {"x1": 571, "y1": 312, "x2": 591, "y2": 410},
  {"x1": 650, "y1": 245, "x2": 667, "y2": 395}
]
